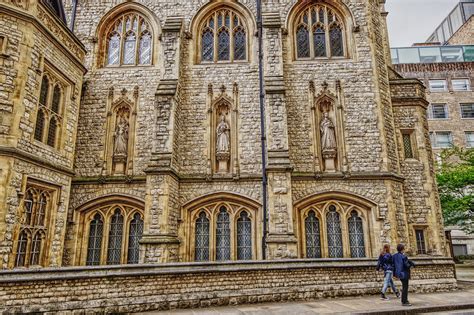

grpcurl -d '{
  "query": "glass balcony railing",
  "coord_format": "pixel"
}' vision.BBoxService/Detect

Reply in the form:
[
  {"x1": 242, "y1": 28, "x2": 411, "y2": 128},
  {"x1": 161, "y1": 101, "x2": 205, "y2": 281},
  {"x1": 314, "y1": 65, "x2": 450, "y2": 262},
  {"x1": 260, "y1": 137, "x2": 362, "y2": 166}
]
[{"x1": 391, "y1": 45, "x2": 474, "y2": 64}]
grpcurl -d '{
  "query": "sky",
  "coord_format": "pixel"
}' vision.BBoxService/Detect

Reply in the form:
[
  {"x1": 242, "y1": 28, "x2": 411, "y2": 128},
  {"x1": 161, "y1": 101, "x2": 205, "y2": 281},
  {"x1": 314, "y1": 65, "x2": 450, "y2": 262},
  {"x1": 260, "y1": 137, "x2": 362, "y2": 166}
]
[{"x1": 386, "y1": 0, "x2": 460, "y2": 47}]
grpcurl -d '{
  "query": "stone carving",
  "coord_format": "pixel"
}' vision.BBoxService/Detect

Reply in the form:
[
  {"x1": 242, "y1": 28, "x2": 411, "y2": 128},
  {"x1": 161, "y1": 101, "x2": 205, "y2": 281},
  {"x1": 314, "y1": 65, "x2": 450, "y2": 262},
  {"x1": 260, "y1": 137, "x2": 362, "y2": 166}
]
[
  {"x1": 114, "y1": 116, "x2": 129, "y2": 157},
  {"x1": 320, "y1": 111, "x2": 337, "y2": 172},
  {"x1": 216, "y1": 115, "x2": 230, "y2": 172}
]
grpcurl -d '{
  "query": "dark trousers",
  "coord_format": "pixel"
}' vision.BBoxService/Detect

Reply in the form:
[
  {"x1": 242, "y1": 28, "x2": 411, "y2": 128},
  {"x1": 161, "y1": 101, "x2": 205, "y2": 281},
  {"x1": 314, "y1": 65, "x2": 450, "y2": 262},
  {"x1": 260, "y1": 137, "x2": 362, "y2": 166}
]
[{"x1": 401, "y1": 278, "x2": 409, "y2": 303}]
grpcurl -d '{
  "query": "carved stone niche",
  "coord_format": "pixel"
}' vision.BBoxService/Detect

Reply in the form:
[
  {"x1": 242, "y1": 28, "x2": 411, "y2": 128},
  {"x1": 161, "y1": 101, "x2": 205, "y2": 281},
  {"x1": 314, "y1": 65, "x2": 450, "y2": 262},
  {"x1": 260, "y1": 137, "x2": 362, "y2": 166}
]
[{"x1": 207, "y1": 84, "x2": 240, "y2": 176}]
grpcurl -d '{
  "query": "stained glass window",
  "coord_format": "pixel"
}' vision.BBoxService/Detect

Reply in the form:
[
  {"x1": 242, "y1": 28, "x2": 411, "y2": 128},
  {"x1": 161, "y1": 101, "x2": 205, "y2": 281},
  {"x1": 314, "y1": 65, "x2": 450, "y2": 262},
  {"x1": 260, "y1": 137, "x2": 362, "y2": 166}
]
[
  {"x1": 297, "y1": 26, "x2": 310, "y2": 58},
  {"x1": 30, "y1": 232, "x2": 42, "y2": 266},
  {"x1": 326, "y1": 205, "x2": 343, "y2": 258},
  {"x1": 47, "y1": 117, "x2": 57, "y2": 148},
  {"x1": 105, "y1": 12, "x2": 153, "y2": 66},
  {"x1": 216, "y1": 206, "x2": 231, "y2": 261},
  {"x1": 34, "y1": 109, "x2": 45, "y2": 141},
  {"x1": 127, "y1": 213, "x2": 143, "y2": 264},
  {"x1": 237, "y1": 211, "x2": 252, "y2": 260},
  {"x1": 15, "y1": 230, "x2": 28, "y2": 267},
  {"x1": 51, "y1": 85, "x2": 61, "y2": 114},
  {"x1": 39, "y1": 76, "x2": 49, "y2": 106},
  {"x1": 86, "y1": 214, "x2": 104, "y2": 266},
  {"x1": 195, "y1": 212, "x2": 210, "y2": 261},
  {"x1": 330, "y1": 26, "x2": 344, "y2": 57},
  {"x1": 200, "y1": 8, "x2": 247, "y2": 63},
  {"x1": 295, "y1": 4, "x2": 345, "y2": 59},
  {"x1": 348, "y1": 211, "x2": 365, "y2": 258},
  {"x1": 107, "y1": 209, "x2": 124, "y2": 265},
  {"x1": 305, "y1": 210, "x2": 321, "y2": 258}
]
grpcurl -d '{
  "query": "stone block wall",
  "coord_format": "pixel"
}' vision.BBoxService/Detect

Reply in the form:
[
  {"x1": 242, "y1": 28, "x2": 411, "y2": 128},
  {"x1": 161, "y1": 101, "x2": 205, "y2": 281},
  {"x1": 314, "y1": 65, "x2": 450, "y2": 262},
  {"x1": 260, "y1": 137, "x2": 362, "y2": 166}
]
[{"x1": 0, "y1": 258, "x2": 457, "y2": 313}]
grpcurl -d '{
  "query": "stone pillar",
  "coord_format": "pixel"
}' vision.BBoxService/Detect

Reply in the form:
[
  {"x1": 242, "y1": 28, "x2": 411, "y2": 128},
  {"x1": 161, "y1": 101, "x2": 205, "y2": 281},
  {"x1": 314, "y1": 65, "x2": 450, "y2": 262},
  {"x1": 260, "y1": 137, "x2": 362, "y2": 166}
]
[
  {"x1": 263, "y1": 14, "x2": 297, "y2": 259},
  {"x1": 141, "y1": 18, "x2": 183, "y2": 263}
]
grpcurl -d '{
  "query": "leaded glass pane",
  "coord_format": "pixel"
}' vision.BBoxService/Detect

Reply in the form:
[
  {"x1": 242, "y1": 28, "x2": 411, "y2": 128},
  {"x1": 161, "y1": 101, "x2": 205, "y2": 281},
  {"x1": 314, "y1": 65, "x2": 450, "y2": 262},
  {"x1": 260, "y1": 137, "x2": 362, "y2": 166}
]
[
  {"x1": 296, "y1": 26, "x2": 310, "y2": 58},
  {"x1": 327, "y1": 206, "x2": 343, "y2": 258},
  {"x1": 24, "y1": 190, "x2": 33, "y2": 225},
  {"x1": 328, "y1": 10, "x2": 334, "y2": 22},
  {"x1": 305, "y1": 211, "x2": 321, "y2": 258},
  {"x1": 51, "y1": 85, "x2": 61, "y2": 113},
  {"x1": 107, "y1": 209, "x2": 124, "y2": 265},
  {"x1": 15, "y1": 231, "x2": 28, "y2": 267},
  {"x1": 314, "y1": 27, "x2": 326, "y2": 57},
  {"x1": 139, "y1": 32, "x2": 152, "y2": 65},
  {"x1": 202, "y1": 29, "x2": 214, "y2": 62},
  {"x1": 195, "y1": 212, "x2": 210, "y2": 261},
  {"x1": 216, "y1": 207, "x2": 231, "y2": 261},
  {"x1": 225, "y1": 13, "x2": 230, "y2": 27},
  {"x1": 330, "y1": 26, "x2": 344, "y2": 57},
  {"x1": 237, "y1": 211, "x2": 252, "y2": 260},
  {"x1": 39, "y1": 76, "x2": 49, "y2": 106},
  {"x1": 217, "y1": 29, "x2": 230, "y2": 61},
  {"x1": 47, "y1": 118, "x2": 57, "y2": 148},
  {"x1": 311, "y1": 9, "x2": 317, "y2": 26},
  {"x1": 36, "y1": 193, "x2": 47, "y2": 226},
  {"x1": 86, "y1": 214, "x2": 103, "y2": 266},
  {"x1": 34, "y1": 109, "x2": 45, "y2": 141},
  {"x1": 348, "y1": 211, "x2": 365, "y2": 258},
  {"x1": 403, "y1": 133, "x2": 414, "y2": 159},
  {"x1": 127, "y1": 213, "x2": 143, "y2": 264},
  {"x1": 234, "y1": 28, "x2": 246, "y2": 61},
  {"x1": 107, "y1": 33, "x2": 121, "y2": 65},
  {"x1": 319, "y1": 8, "x2": 325, "y2": 23},
  {"x1": 30, "y1": 233, "x2": 42, "y2": 266},
  {"x1": 218, "y1": 14, "x2": 223, "y2": 27},
  {"x1": 123, "y1": 33, "x2": 136, "y2": 65}
]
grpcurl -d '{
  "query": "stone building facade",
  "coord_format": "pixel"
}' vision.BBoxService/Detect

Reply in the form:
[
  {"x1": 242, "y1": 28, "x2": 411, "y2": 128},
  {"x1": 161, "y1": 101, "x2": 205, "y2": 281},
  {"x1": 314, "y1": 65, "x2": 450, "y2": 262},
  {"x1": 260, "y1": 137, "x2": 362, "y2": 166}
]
[{"x1": 1, "y1": 0, "x2": 449, "y2": 270}]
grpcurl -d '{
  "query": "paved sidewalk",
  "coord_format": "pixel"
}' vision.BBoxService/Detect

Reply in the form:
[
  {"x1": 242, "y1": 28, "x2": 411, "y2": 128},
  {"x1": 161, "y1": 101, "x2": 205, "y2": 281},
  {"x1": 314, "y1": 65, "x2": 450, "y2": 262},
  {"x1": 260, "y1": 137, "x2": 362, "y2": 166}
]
[{"x1": 140, "y1": 283, "x2": 474, "y2": 315}]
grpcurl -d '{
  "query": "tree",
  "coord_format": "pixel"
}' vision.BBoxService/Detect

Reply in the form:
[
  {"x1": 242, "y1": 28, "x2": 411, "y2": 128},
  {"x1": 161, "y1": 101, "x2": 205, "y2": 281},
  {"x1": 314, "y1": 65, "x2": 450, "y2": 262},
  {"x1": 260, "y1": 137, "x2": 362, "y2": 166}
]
[{"x1": 436, "y1": 147, "x2": 474, "y2": 234}]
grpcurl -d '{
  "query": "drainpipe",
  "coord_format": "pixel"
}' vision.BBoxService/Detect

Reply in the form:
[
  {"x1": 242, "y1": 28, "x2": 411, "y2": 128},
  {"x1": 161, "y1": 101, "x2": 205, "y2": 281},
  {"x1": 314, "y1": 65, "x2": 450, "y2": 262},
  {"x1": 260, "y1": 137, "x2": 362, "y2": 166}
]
[
  {"x1": 256, "y1": 0, "x2": 268, "y2": 260},
  {"x1": 70, "y1": 0, "x2": 78, "y2": 32}
]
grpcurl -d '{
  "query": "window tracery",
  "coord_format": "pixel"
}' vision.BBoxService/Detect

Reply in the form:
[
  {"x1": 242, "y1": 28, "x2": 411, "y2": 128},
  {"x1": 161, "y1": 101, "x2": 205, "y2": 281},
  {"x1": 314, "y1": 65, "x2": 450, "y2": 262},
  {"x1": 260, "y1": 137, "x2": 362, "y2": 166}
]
[
  {"x1": 295, "y1": 3, "x2": 345, "y2": 59},
  {"x1": 84, "y1": 204, "x2": 143, "y2": 266},
  {"x1": 348, "y1": 211, "x2": 365, "y2": 258},
  {"x1": 105, "y1": 12, "x2": 153, "y2": 66},
  {"x1": 199, "y1": 8, "x2": 247, "y2": 63}
]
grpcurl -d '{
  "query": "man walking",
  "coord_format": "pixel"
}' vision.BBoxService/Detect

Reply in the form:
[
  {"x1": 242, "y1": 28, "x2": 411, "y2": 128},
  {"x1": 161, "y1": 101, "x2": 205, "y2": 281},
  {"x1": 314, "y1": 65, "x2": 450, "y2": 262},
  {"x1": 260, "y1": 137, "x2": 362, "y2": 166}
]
[{"x1": 393, "y1": 244, "x2": 415, "y2": 306}]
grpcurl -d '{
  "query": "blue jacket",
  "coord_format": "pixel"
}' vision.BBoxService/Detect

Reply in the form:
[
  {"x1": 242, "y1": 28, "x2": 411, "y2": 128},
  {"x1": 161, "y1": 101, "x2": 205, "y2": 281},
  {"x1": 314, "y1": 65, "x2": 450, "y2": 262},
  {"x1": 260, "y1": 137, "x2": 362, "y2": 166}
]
[
  {"x1": 376, "y1": 253, "x2": 394, "y2": 272},
  {"x1": 393, "y1": 252, "x2": 415, "y2": 280}
]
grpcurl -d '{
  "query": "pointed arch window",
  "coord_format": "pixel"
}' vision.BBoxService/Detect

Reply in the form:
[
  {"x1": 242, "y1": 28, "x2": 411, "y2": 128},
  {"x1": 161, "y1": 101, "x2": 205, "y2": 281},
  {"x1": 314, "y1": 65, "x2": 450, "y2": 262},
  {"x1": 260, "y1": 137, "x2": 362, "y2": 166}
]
[
  {"x1": 348, "y1": 211, "x2": 366, "y2": 258},
  {"x1": 237, "y1": 211, "x2": 252, "y2": 260},
  {"x1": 30, "y1": 232, "x2": 43, "y2": 266},
  {"x1": 199, "y1": 8, "x2": 248, "y2": 63},
  {"x1": 105, "y1": 12, "x2": 153, "y2": 66},
  {"x1": 295, "y1": 4, "x2": 346, "y2": 59},
  {"x1": 34, "y1": 109, "x2": 45, "y2": 142},
  {"x1": 127, "y1": 213, "x2": 144, "y2": 264},
  {"x1": 107, "y1": 209, "x2": 124, "y2": 265},
  {"x1": 195, "y1": 212, "x2": 210, "y2": 261},
  {"x1": 86, "y1": 214, "x2": 104, "y2": 266},
  {"x1": 216, "y1": 207, "x2": 231, "y2": 261},
  {"x1": 15, "y1": 231, "x2": 28, "y2": 267},
  {"x1": 326, "y1": 205, "x2": 343, "y2": 258},
  {"x1": 305, "y1": 210, "x2": 322, "y2": 258}
]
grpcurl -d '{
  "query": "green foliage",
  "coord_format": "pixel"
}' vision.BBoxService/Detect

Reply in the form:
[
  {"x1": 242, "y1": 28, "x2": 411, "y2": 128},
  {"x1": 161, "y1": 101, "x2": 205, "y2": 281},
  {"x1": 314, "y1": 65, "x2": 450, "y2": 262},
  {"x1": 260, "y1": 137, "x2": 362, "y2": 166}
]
[{"x1": 436, "y1": 147, "x2": 474, "y2": 234}]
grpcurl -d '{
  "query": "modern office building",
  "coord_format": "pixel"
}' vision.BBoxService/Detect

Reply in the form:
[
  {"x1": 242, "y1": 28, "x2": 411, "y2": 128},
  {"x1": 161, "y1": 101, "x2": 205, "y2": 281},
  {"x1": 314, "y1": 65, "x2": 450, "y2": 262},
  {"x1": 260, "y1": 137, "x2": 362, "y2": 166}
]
[{"x1": 427, "y1": 0, "x2": 474, "y2": 44}]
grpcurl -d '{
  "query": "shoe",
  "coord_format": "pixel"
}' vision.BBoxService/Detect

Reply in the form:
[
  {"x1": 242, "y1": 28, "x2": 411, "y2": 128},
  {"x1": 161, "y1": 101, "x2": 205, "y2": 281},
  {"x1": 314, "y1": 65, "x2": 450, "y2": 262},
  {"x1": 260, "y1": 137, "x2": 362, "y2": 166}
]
[
  {"x1": 381, "y1": 294, "x2": 389, "y2": 301},
  {"x1": 402, "y1": 303, "x2": 412, "y2": 307},
  {"x1": 396, "y1": 292, "x2": 401, "y2": 298}
]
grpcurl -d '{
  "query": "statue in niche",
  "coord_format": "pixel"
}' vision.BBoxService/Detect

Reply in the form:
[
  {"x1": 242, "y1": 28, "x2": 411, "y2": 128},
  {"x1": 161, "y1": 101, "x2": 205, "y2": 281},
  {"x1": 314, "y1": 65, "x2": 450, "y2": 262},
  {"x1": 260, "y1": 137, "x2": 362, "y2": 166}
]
[
  {"x1": 320, "y1": 111, "x2": 337, "y2": 172},
  {"x1": 114, "y1": 115, "x2": 129, "y2": 157},
  {"x1": 216, "y1": 114, "x2": 230, "y2": 173},
  {"x1": 216, "y1": 115, "x2": 230, "y2": 154}
]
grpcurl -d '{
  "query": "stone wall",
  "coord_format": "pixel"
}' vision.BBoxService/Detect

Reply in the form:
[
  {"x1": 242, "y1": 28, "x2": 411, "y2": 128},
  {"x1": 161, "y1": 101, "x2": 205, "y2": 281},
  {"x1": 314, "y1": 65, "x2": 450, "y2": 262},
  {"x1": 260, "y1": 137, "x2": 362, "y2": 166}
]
[
  {"x1": 447, "y1": 16, "x2": 474, "y2": 45},
  {"x1": 0, "y1": 258, "x2": 457, "y2": 313}
]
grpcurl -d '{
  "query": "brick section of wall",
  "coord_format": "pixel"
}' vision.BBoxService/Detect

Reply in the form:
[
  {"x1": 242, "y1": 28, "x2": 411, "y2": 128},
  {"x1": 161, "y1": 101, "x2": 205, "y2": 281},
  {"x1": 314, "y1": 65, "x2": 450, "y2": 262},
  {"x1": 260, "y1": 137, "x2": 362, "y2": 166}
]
[{"x1": 0, "y1": 258, "x2": 456, "y2": 313}]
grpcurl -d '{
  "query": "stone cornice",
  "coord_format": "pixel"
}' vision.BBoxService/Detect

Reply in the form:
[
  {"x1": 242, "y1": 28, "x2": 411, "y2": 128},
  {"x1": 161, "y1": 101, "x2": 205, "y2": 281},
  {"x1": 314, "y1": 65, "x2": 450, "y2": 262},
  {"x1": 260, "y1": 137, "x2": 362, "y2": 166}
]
[
  {"x1": 71, "y1": 176, "x2": 146, "y2": 185},
  {"x1": 0, "y1": 2, "x2": 87, "y2": 73},
  {"x1": 292, "y1": 172, "x2": 406, "y2": 182},
  {"x1": 0, "y1": 146, "x2": 74, "y2": 176}
]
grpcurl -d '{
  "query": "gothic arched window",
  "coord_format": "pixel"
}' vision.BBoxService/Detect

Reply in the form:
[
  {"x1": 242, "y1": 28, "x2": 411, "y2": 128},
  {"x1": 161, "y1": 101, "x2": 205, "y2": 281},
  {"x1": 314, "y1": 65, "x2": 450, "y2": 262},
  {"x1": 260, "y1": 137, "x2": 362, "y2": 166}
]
[
  {"x1": 326, "y1": 205, "x2": 343, "y2": 258},
  {"x1": 195, "y1": 212, "x2": 210, "y2": 261},
  {"x1": 86, "y1": 214, "x2": 104, "y2": 266},
  {"x1": 34, "y1": 109, "x2": 46, "y2": 142},
  {"x1": 237, "y1": 211, "x2": 252, "y2": 260},
  {"x1": 295, "y1": 4, "x2": 346, "y2": 59},
  {"x1": 305, "y1": 210, "x2": 322, "y2": 258},
  {"x1": 39, "y1": 76, "x2": 49, "y2": 106},
  {"x1": 127, "y1": 213, "x2": 144, "y2": 264},
  {"x1": 348, "y1": 211, "x2": 366, "y2": 258},
  {"x1": 15, "y1": 230, "x2": 28, "y2": 267},
  {"x1": 199, "y1": 8, "x2": 247, "y2": 63},
  {"x1": 105, "y1": 12, "x2": 153, "y2": 66},
  {"x1": 216, "y1": 206, "x2": 231, "y2": 261},
  {"x1": 30, "y1": 232, "x2": 43, "y2": 266},
  {"x1": 107, "y1": 209, "x2": 124, "y2": 265}
]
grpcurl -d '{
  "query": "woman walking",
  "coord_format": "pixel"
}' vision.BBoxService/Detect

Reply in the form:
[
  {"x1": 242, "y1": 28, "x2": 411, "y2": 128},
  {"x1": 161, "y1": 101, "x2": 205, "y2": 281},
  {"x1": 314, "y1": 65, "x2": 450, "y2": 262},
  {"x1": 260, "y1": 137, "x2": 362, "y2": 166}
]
[{"x1": 377, "y1": 244, "x2": 400, "y2": 300}]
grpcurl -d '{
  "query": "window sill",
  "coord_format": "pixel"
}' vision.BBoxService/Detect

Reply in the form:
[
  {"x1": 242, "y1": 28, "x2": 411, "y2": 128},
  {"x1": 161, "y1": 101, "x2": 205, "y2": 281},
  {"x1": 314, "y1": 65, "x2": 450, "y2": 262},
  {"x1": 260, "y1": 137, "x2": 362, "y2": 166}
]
[
  {"x1": 292, "y1": 57, "x2": 350, "y2": 63},
  {"x1": 427, "y1": 118, "x2": 450, "y2": 121}
]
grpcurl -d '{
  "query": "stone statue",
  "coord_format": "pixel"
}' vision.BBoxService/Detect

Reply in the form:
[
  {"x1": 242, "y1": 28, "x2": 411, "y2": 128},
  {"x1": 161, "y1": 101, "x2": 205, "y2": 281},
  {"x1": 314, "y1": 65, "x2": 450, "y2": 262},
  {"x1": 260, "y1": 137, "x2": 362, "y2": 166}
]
[
  {"x1": 320, "y1": 112, "x2": 337, "y2": 153},
  {"x1": 113, "y1": 116, "x2": 129, "y2": 157},
  {"x1": 216, "y1": 115, "x2": 230, "y2": 153}
]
